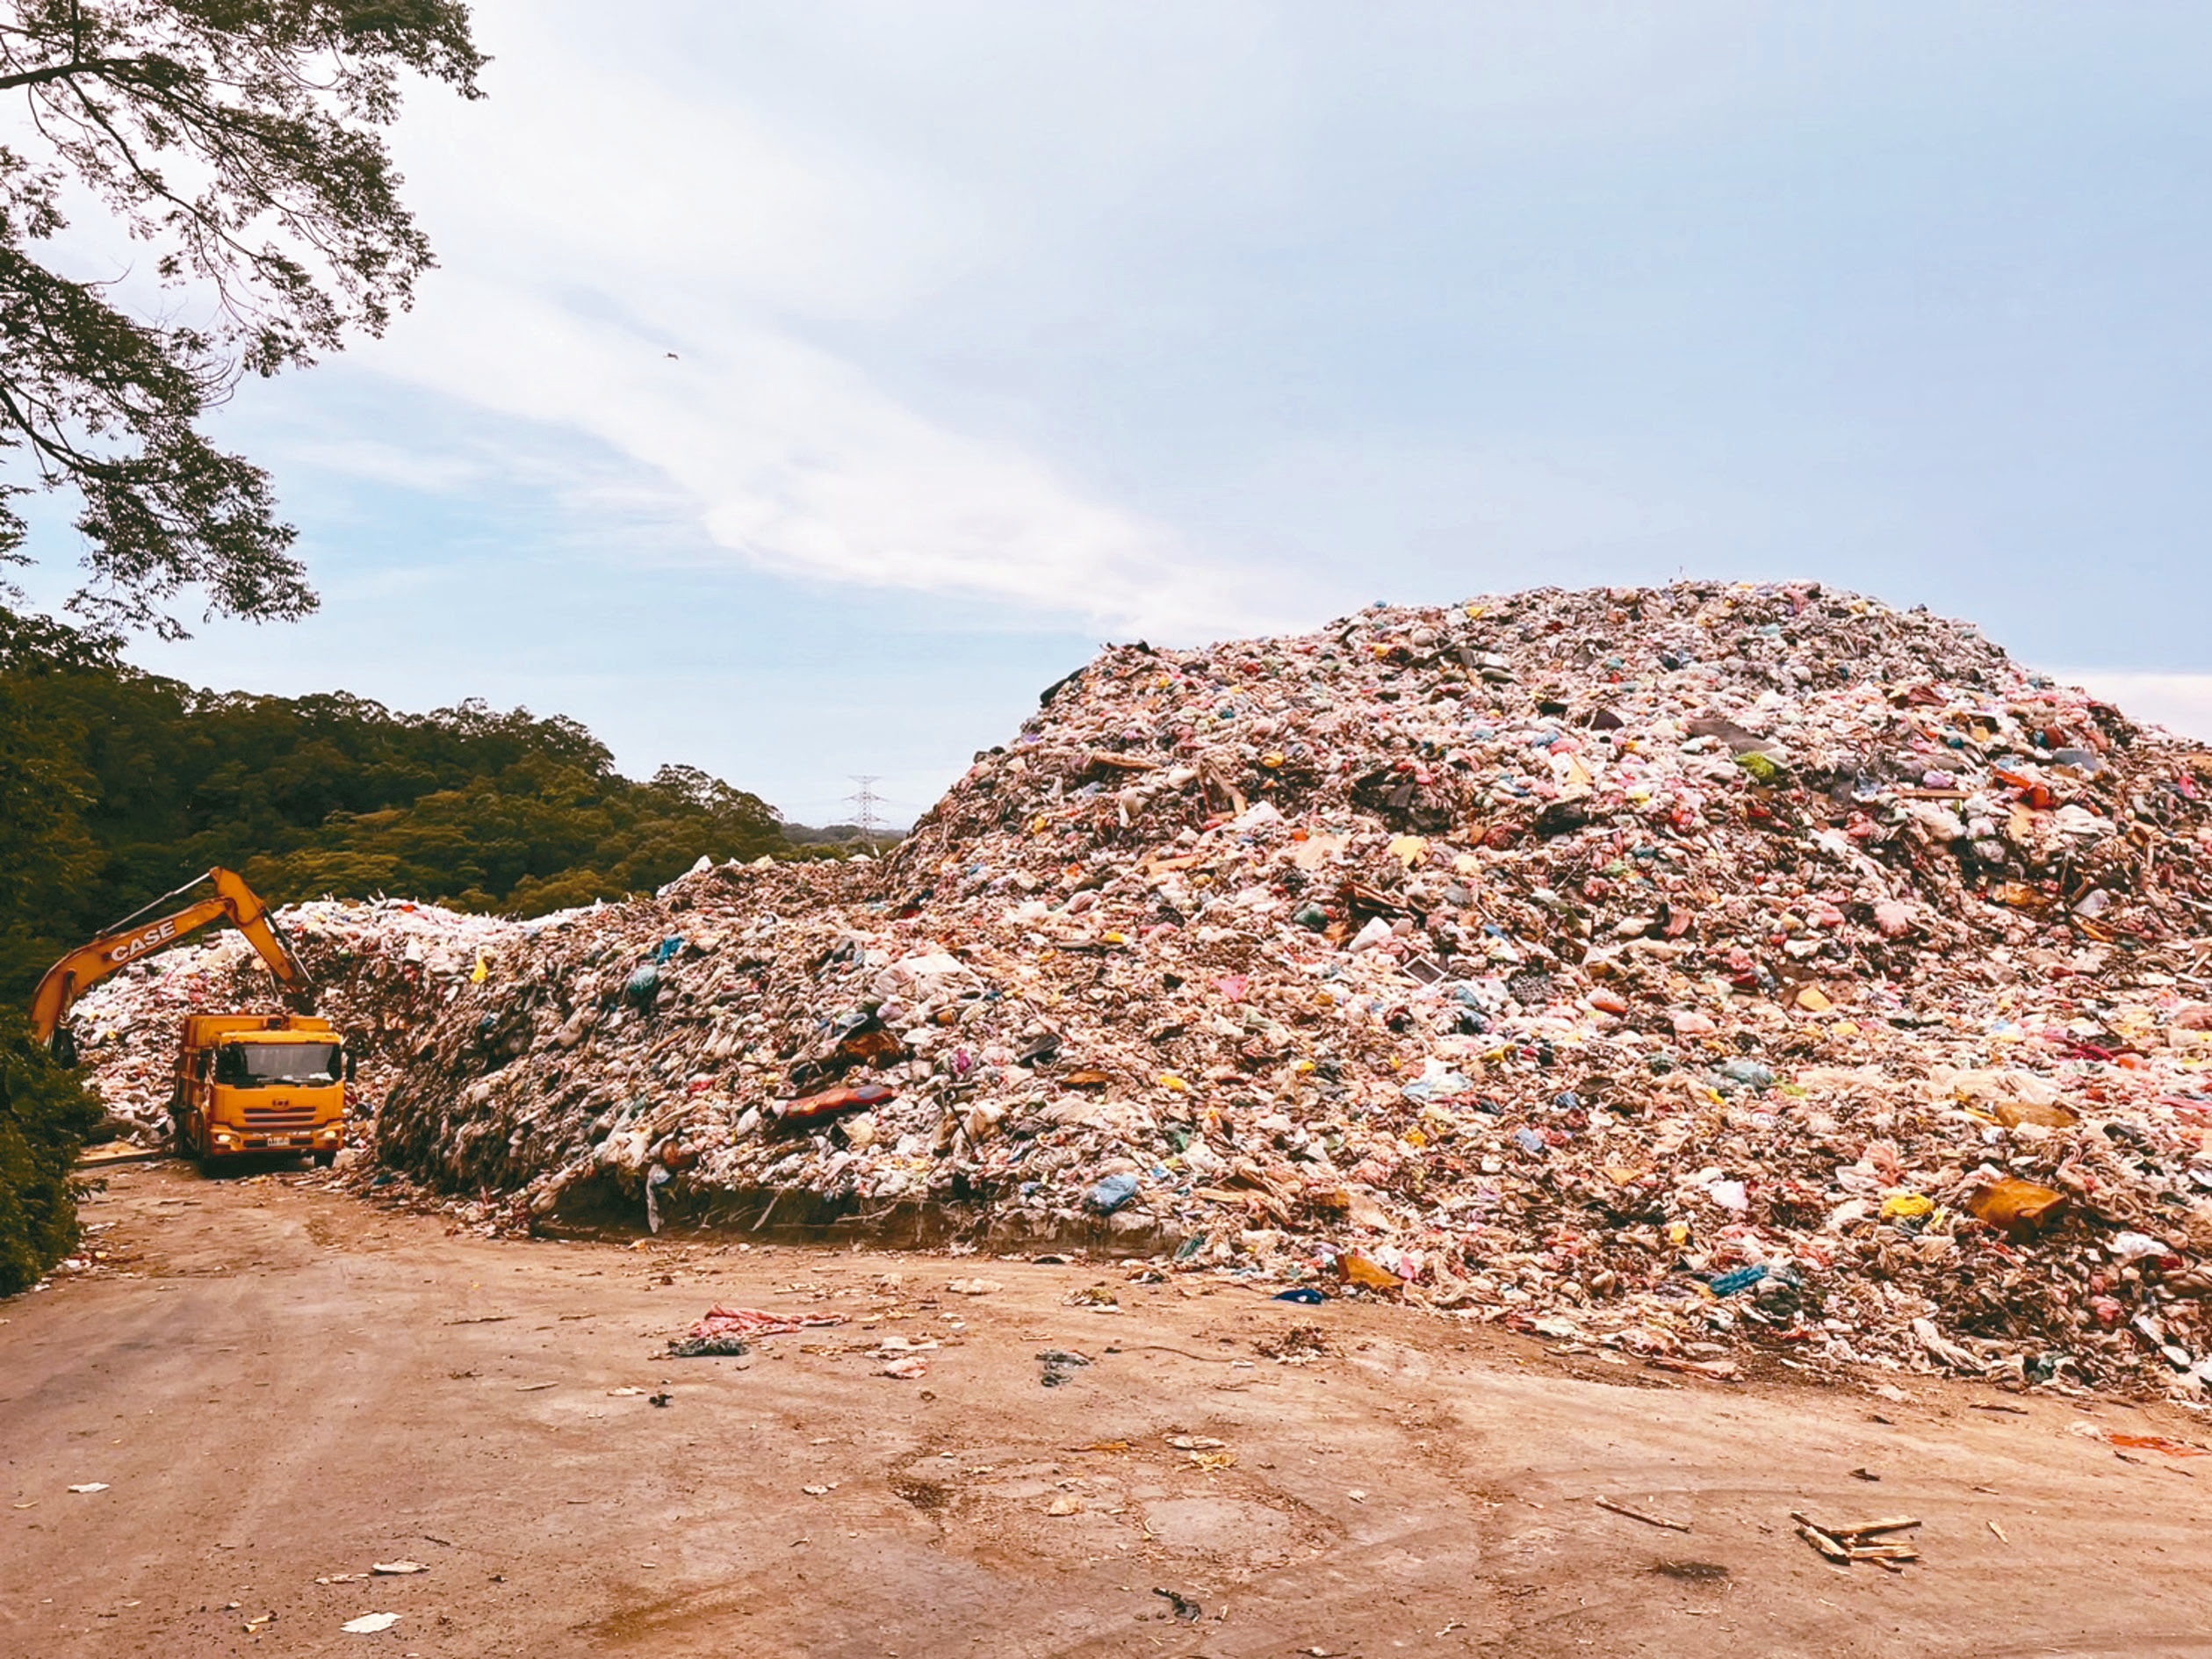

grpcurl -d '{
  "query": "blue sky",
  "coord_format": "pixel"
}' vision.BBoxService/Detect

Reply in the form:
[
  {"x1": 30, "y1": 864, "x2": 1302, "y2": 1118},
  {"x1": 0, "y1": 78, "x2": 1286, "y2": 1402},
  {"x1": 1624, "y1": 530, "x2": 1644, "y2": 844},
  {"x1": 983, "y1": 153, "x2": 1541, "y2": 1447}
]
[{"x1": 16, "y1": 3, "x2": 2212, "y2": 825}]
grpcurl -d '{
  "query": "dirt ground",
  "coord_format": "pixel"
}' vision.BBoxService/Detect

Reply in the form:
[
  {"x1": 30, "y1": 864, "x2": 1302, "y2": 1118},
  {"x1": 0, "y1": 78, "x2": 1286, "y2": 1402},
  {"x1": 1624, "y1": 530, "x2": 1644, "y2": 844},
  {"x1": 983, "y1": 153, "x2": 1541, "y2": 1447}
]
[{"x1": 5, "y1": 1164, "x2": 2212, "y2": 1658}]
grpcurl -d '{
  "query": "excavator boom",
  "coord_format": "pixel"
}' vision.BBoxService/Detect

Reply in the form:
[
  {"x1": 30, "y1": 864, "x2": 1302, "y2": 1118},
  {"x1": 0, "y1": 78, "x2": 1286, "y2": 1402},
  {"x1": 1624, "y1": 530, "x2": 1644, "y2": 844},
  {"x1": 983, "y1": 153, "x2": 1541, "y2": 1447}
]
[{"x1": 29, "y1": 869, "x2": 313, "y2": 1049}]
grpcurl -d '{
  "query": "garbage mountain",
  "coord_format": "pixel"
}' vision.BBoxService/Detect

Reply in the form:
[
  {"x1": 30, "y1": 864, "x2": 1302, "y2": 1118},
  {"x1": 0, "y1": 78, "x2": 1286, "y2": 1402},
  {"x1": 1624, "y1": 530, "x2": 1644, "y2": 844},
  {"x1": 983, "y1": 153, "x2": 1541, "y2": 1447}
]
[{"x1": 153, "y1": 586, "x2": 2212, "y2": 1390}]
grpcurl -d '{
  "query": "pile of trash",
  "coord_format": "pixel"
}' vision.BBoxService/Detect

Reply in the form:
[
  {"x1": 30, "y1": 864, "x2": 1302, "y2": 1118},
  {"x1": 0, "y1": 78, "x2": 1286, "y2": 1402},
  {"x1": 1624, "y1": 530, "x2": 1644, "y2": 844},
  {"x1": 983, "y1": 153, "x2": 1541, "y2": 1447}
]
[
  {"x1": 92, "y1": 582, "x2": 2212, "y2": 1396},
  {"x1": 68, "y1": 898, "x2": 537, "y2": 1138},
  {"x1": 370, "y1": 582, "x2": 2212, "y2": 1394}
]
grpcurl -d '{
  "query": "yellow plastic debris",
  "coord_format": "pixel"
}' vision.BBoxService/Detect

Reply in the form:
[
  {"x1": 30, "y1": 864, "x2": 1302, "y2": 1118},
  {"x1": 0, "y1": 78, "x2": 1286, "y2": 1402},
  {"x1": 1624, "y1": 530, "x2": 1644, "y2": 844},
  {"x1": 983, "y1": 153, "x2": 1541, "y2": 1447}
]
[
  {"x1": 1966, "y1": 1177, "x2": 2069, "y2": 1238},
  {"x1": 1341, "y1": 1252, "x2": 1404, "y2": 1290}
]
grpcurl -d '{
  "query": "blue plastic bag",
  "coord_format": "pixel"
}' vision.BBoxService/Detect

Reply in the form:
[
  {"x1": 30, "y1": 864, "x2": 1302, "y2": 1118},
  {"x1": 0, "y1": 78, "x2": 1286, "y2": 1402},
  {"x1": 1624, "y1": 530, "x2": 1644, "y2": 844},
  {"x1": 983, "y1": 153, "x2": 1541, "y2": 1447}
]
[
  {"x1": 1086, "y1": 1172, "x2": 1140, "y2": 1214},
  {"x1": 1710, "y1": 1264, "x2": 1769, "y2": 1296}
]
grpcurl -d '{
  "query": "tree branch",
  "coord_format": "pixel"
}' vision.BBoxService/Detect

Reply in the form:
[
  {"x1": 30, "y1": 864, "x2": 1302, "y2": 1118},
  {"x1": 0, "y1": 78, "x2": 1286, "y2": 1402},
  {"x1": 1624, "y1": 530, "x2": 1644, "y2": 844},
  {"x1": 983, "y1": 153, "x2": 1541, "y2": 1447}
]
[
  {"x1": 0, "y1": 0, "x2": 479, "y2": 631},
  {"x1": 0, "y1": 54, "x2": 138, "y2": 92}
]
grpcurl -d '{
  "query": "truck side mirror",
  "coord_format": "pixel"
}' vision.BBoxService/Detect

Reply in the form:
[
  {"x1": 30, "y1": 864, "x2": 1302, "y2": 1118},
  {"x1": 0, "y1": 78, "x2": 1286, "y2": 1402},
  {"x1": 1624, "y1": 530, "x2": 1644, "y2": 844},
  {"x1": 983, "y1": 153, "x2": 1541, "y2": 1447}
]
[{"x1": 343, "y1": 1049, "x2": 358, "y2": 1083}]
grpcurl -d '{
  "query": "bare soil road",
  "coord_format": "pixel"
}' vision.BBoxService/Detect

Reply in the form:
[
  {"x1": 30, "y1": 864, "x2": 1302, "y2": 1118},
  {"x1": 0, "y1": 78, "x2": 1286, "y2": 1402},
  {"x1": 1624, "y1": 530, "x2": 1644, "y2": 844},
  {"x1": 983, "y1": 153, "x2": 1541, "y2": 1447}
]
[{"x1": 4, "y1": 1161, "x2": 2210, "y2": 1657}]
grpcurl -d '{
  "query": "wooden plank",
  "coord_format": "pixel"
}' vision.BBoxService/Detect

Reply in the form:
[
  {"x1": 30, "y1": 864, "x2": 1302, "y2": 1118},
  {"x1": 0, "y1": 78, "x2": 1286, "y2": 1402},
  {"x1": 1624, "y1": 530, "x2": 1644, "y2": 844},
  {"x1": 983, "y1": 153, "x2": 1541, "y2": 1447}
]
[{"x1": 1595, "y1": 1497, "x2": 1690, "y2": 1533}]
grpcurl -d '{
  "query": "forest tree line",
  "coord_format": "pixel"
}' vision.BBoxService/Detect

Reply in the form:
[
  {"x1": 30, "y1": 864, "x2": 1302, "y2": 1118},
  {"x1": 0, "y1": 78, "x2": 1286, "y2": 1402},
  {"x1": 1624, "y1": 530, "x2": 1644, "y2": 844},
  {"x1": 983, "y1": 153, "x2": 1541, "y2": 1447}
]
[{"x1": 0, "y1": 604, "x2": 836, "y2": 1003}]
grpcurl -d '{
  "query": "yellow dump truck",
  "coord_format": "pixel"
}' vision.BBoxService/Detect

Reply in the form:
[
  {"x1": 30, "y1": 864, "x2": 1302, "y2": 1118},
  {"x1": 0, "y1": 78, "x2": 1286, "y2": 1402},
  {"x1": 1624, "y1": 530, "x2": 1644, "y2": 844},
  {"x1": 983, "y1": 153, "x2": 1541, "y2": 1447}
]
[
  {"x1": 171, "y1": 1013, "x2": 351, "y2": 1166},
  {"x1": 30, "y1": 868, "x2": 353, "y2": 1166}
]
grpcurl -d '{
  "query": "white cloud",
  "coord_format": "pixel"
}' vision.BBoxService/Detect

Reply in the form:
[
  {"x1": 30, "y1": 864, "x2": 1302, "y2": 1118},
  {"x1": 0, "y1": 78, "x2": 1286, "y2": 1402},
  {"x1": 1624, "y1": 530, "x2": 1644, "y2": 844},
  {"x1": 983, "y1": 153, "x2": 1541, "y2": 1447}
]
[
  {"x1": 364, "y1": 278, "x2": 1303, "y2": 638},
  {"x1": 324, "y1": 5, "x2": 1308, "y2": 639}
]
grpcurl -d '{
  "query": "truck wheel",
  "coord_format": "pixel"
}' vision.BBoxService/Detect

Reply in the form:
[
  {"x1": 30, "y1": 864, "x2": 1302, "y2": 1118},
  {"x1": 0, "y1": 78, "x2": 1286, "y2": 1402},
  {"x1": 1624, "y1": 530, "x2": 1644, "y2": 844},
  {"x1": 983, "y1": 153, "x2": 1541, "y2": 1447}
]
[{"x1": 313, "y1": 1150, "x2": 336, "y2": 1169}]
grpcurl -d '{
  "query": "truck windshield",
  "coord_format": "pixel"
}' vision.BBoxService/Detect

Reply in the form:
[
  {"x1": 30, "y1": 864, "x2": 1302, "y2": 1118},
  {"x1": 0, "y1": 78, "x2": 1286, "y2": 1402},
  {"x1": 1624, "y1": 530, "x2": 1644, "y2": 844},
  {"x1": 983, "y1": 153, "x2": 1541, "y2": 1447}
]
[{"x1": 219, "y1": 1044, "x2": 341, "y2": 1086}]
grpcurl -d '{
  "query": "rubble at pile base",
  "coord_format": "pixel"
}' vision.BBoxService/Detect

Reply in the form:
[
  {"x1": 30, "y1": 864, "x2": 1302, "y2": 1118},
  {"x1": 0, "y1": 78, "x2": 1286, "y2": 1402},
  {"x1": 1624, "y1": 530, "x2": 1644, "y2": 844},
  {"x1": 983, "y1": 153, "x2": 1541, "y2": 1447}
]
[
  {"x1": 85, "y1": 582, "x2": 2212, "y2": 1398},
  {"x1": 70, "y1": 899, "x2": 537, "y2": 1139}
]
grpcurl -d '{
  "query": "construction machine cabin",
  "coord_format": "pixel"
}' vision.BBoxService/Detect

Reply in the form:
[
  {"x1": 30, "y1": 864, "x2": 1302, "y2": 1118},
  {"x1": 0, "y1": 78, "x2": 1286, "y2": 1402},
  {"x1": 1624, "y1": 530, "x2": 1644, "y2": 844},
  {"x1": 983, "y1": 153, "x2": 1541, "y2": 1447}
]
[{"x1": 171, "y1": 1014, "x2": 349, "y2": 1165}]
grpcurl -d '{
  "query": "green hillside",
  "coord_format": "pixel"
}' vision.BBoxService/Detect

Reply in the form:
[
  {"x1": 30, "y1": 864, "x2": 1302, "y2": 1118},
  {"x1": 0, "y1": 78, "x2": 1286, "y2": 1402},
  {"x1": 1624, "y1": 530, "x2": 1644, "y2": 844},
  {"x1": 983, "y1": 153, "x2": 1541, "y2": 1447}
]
[{"x1": 0, "y1": 605, "x2": 818, "y2": 1005}]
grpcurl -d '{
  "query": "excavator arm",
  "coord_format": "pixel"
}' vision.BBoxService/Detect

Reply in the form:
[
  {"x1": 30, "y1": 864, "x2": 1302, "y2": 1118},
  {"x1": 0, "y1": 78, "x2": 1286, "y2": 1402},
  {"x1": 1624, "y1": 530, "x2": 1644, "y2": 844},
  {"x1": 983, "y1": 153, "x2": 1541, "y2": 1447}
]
[{"x1": 29, "y1": 869, "x2": 314, "y2": 1051}]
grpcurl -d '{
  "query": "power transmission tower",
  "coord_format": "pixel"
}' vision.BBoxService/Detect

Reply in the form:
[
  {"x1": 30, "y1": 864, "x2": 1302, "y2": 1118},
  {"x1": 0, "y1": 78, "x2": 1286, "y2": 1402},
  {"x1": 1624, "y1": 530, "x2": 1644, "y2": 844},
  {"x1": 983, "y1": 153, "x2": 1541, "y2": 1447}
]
[{"x1": 847, "y1": 775, "x2": 883, "y2": 840}]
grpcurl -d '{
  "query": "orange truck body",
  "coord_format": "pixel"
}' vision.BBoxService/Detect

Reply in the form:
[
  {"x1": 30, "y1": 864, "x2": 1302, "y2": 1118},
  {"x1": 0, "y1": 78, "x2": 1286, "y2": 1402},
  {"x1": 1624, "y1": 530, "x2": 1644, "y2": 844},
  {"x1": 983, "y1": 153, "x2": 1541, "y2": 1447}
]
[{"x1": 171, "y1": 1013, "x2": 348, "y2": 1165}]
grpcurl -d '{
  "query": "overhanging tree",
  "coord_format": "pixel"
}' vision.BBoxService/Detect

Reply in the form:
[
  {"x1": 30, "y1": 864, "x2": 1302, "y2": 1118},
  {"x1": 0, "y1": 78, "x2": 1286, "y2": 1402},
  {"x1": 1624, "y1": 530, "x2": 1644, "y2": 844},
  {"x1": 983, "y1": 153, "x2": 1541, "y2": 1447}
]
[{"x1": 0, "y1": 1, "x2": 483, "y2": 635}]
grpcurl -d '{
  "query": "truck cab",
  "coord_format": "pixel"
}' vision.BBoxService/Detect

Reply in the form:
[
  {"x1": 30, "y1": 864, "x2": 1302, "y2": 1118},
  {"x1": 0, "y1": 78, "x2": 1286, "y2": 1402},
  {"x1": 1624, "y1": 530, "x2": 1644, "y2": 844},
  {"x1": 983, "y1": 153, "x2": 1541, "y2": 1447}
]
[{"x1": 172, "y1": 1013, "x2": 350, "y2": 1166}]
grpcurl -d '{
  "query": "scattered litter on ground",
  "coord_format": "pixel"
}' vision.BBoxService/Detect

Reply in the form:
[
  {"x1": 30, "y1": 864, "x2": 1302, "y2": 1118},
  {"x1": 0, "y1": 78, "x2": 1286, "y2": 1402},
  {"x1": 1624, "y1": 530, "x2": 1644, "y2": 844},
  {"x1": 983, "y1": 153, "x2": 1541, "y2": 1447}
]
[
  {"x1": 668, "y1": 1302, "x2": 850, "y2": 1355},
  {"x1": 1039, "y1": 1347, "x2": 1092, "y2": 1387},
  {"x1": 1153, "y1": 1587, "x2": 1204, "y2": 1621},
  {"x1": 2075, "y1": 1423, "x2": 2212, "y2": 1456},
  {"x1": 1792, "y1": 1511, "x2": 1922, "y2": 1569}
]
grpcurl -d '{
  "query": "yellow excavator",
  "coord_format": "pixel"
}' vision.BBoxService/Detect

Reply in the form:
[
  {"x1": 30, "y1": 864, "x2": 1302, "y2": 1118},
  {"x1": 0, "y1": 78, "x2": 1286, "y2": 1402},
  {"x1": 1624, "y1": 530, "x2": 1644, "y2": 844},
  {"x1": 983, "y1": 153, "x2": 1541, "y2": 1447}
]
[{"x1": 31, "y1": 869, "x2": 352, "y2": 1166}]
